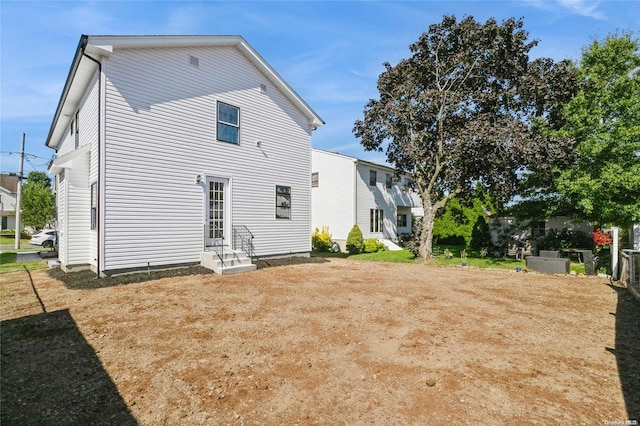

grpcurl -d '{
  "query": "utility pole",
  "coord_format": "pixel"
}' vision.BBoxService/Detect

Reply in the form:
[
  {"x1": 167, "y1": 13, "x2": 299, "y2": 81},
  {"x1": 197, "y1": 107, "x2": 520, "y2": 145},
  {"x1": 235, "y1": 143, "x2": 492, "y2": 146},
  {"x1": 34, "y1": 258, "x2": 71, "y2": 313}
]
[{"x1": 14, "y1": 133, "x2": 25, "y2": 250}]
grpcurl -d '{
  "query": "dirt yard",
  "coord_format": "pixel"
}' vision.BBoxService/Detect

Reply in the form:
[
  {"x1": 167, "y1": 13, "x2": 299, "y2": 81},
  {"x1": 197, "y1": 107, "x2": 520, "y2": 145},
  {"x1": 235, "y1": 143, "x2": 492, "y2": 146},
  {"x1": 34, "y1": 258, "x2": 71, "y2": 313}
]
[{"x1": 2, "y1": 258, "x2": 638, "y2": 425}]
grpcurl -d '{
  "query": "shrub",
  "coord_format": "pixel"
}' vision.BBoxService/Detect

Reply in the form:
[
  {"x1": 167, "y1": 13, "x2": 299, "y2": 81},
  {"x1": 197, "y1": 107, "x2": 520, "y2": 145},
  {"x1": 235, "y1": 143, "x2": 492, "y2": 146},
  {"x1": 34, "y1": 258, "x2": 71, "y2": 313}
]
[
  {"x1": 402, "y1": 216, "x2": 422, "y2": 256},
  {"x1": 311, "y1": 226, "x2": 333, "y2": 252},
  {"x1": 534, "y1": 228, "x2": 593, "y2": 251},
  {"x1": 346, "y1": 225, "x2": 364, "y2": 254},
  {"x1": 364, "y1": 238, "x2": 386, "y2": 253}
]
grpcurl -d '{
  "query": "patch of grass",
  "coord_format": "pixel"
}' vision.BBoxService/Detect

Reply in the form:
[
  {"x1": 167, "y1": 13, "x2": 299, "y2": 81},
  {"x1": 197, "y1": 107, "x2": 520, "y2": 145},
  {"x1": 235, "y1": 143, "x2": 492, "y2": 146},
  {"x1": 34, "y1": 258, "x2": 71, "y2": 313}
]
[
  {"x1": 350, "y1": 249, "x2": 417, "y2": 263},
  {"x1": 0, "y1": 237, "x2": 31, "y2": 246},
  {"x1": 47, "y1": 266, "x2": 215, "y2": 290},
  {"x1": 0, "y1": 251, "x2": 48, "y2": 274}
]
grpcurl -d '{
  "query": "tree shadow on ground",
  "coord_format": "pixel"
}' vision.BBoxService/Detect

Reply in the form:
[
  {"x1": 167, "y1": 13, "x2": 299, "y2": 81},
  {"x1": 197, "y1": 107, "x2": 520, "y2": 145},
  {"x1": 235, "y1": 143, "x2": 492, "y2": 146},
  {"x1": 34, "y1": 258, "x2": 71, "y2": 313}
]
[
  {"x1": 607, "y1": 284, "x2": 640, "y2": 420},
  {"x1": 1, "y1": 309, "x2": 138, "y2": 425}
]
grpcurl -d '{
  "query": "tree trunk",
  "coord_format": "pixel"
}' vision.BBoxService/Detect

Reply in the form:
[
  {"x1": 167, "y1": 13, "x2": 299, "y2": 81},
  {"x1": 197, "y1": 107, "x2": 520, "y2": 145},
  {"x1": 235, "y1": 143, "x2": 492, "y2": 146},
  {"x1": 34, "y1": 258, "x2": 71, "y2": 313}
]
[{"x1": 419, "y1": 200, "x2": 437, "y2": 262}]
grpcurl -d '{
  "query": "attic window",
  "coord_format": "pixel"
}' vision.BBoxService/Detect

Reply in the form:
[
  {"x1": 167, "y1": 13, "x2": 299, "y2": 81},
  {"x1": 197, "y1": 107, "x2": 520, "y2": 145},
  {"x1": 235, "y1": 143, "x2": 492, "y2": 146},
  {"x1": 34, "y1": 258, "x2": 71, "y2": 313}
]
[
  {"x1": 189, "y1": 55, "x2": 199, "y2": 67},
  {"x1": 260, "y1": 84, "x2": 267, "y2": 94}
]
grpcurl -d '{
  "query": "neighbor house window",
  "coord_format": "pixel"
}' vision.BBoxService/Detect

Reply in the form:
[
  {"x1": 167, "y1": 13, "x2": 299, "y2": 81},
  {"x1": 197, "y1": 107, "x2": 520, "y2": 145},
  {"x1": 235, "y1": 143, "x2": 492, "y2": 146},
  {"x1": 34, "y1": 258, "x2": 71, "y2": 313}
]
[
  {"x1": 311, "y1": 172, "x2": 319, "y2": 188},
  {"x1": 217, "y1": 101, "x2": 240, "y2": 144},
  {"x1": 397, "y1": 213, "x2": 407, "y2": 228},
  {"x1": 369, "y1": 170, "x2": 377, "y2": 186},
  {"x1": 276, "y1": 186, "x2": 291, "y2": 219},
  {"x1": 90, "y1": 182, "x2": 97, "y2": 230},
  {"x1": 386, "y1": 174, "x2": 392, "y2": 189},
  {"x1": 370, "y1": 209, "x2": 383, "y2": 233}
]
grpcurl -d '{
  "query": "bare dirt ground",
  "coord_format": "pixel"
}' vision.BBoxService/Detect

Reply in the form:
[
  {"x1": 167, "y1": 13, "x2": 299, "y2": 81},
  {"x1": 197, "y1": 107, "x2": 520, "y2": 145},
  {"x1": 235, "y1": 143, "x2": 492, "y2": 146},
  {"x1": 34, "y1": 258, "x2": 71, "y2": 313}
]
[{"x1": 2, "y1": 258, "x2": 639, "y2": 425}]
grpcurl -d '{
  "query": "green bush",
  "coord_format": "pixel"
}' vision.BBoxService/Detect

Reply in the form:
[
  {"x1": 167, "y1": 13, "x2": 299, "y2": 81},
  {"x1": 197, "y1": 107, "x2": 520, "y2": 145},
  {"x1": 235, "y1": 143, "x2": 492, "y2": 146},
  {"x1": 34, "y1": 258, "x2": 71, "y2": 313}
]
[
  {"x1": 346, "y1": 225, "x2": 364, "y2": 254},
  {"x1": 364, "y1": 238, "x2": 386, "y2": 253},
  {"x1": 533, "y1": 228, "x2": 593, "y2": 251},
  {"x1": 311, "y1": 226, "x2": 333, "y2": 252}
]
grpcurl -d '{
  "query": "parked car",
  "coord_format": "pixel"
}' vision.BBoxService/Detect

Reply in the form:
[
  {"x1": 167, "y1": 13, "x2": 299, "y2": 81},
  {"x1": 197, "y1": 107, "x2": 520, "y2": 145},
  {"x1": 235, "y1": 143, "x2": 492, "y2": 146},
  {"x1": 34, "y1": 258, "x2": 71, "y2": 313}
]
[{"x1": 30, "y1": 230, "x2": 57, "y2": 249}]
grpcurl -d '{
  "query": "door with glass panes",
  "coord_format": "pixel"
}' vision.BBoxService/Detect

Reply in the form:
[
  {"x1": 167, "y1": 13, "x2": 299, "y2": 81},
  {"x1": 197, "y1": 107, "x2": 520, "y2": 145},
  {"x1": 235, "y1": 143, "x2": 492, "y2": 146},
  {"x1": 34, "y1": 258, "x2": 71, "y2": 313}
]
[{"x1": 205, "y1": 177, "x2": 229, "y2": 248}]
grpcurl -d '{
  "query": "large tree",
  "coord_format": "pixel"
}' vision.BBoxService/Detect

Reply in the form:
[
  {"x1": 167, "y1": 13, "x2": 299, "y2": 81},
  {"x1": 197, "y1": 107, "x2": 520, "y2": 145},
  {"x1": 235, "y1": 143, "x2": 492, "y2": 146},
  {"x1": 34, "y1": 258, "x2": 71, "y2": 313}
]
[
  {"x1": 354, "y1": 15, "x2": 577, "y2": 260},
  {"x1": 554, "y1": 33, "x2": 640, "y2": 227},
  {"x1": 21, "y1": 171, "x2": 55, "y2": 230}
]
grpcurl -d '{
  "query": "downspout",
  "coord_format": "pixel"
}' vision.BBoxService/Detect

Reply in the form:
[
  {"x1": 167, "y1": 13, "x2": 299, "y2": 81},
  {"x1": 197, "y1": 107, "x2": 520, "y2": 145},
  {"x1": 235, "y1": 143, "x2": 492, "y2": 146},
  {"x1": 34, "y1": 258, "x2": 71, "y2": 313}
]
[{"x1": 81, "y1": 50, "x2": 103, "y2": 278}]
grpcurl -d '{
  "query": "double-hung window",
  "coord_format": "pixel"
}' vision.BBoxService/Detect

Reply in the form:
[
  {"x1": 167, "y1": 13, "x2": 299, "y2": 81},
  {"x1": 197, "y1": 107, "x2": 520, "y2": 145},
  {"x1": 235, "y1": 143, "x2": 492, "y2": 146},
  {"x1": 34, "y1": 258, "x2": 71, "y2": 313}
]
[
  {"x1": 311, "y1": 172, "x2": 319, "y2": 188},
  {"x1": 385, "y1": 174, "x2": 392, "y2": 189},
  {"x1": 397, "y1": 213, "x2": 407, "y2": 228},
  {"x1": 217, "y1": 102, "x2": 240, "y2": 144},
  {"x1": 369, "y1": 170, "x2": 377, "y2": 186},
  {"x1": 276, "y1": 186, "x2": 291, "y2": 219}
]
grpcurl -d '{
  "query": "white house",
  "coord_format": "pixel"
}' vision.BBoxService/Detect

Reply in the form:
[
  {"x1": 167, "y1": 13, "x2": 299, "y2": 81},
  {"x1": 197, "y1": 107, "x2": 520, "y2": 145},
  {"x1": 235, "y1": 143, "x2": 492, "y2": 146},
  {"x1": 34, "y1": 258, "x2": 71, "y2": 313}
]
[
  {"x1": 0, "y1": 174, "x2": 18, "y2": 231},
  {"x1": 311, "y1": 149, "x2": 422, "y2": 249},
  {"x1": 45, "y1": 35, "x2": 323, "y2": 276}
]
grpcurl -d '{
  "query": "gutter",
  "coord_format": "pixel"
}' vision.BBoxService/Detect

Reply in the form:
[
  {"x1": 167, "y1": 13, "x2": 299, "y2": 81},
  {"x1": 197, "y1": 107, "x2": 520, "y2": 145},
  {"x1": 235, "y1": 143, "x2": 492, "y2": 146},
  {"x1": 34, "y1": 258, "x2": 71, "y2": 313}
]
[{"x1": 45, "y1": 35, "x2": 89, "y2": 149}]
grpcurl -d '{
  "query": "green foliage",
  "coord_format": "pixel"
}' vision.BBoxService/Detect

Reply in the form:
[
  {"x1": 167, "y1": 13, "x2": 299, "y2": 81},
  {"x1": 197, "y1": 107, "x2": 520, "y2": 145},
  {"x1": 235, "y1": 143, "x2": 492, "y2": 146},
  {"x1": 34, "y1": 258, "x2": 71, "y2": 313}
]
[
  {"x1": 363, "y1": 238, "x2": 386, "y2": 253},
  {"x1": 555, "y1": 32, "x2": 640, "y2": 227},
  {"x1": 346, "y1": 225, "x2": 364, "y2": 254},
  {"x1": 21, "y1": 172, "x2": 55, "y2": 230},
  {"x1": 433, "y1": 187, "x2": 494, "y2": 249},
  {"x1": 353, "y1": 15, "x2": 573, "y2": 260},
  {"x1": 311, "y1": 226, "x2": 333, "y2": 252},
  {"x1": 533, "y1": 228, "x2": 593, "y2": 251}
]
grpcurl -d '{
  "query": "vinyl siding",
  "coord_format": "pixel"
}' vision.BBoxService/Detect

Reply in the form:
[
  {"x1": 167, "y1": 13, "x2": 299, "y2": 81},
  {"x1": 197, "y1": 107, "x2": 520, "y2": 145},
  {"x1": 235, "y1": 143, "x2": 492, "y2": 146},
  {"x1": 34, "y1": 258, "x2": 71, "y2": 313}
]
[
  {"x1": 56, "y1": 173, "x2": 67, "y2": 265},
  {"x1": 53, "y1": 72, "x2": 100, "y2": 269},
  {"x1": 356, "y1": 165, "x2": 397, "y2": 240},
  {"x1": 66, "y1": 151, "x2": 91, "y2": 265},
  {"x1": 101, "y1": 45, "x2": 312, "y2": 271},
  {"x1": 310, "y1": 150, "x2": 356, "y2": 241}
]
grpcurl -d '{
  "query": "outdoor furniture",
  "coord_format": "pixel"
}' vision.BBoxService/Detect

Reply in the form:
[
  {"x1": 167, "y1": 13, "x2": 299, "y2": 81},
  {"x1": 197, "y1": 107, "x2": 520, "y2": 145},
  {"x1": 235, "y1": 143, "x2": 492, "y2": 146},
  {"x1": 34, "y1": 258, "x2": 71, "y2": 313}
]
[{"x1": 526, "y1": 256, "x2": 570, "y2": 274}]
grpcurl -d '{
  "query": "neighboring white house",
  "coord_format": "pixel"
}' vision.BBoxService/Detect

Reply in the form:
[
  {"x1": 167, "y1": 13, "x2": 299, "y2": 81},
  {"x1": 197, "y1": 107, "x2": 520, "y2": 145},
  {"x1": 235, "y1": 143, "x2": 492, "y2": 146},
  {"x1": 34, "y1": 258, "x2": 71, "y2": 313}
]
[
  {"x1": 45, "y1": 35, "x2": 323, "y2": 276},
  {"x1": 311, "y1": 149, "x2": 422, "y2": 249},
  {"x1": 0, "y1": 174, "x2": 18, "y2": 231}
]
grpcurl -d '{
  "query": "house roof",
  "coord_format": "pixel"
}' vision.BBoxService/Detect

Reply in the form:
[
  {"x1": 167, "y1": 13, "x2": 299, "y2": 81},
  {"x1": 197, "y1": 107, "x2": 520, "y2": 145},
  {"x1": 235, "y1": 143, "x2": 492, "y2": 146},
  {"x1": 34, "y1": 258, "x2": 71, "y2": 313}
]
[
  {"x1": 0, "y1": 174, "x2": 19, "y2": 193},
  {"x1": 312, "y1": 148, "x2": 395, "y2": 173},
  {"x1": 46, "y1": 35, "x2": 325, "y2": 149}
]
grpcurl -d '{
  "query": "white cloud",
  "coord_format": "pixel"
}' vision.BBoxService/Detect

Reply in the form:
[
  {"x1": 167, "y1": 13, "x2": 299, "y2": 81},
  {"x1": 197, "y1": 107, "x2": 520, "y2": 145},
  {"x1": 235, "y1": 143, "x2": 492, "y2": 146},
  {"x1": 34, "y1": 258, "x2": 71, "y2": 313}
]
[
  {"x1": 558, "y1": 0, "x2": 606, "y2": 19},
  {"x1": 525, "y1": 0, "x2": 606, "y2": 20}
]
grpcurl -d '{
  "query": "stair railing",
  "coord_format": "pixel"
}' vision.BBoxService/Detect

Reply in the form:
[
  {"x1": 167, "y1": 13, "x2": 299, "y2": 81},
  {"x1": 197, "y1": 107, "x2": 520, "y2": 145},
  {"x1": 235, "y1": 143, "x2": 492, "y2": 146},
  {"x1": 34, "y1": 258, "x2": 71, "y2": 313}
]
[{"x1": 232, "y1": 225, "x2": 255, "y2": 259}]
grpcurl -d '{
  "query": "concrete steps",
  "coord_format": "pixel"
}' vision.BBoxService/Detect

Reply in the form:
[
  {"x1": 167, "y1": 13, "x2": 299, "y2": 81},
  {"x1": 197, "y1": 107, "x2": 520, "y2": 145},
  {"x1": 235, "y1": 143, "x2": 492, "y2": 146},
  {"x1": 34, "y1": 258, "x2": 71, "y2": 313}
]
[{"x1": 201, "y1": 249, "x2": 256, "y2": 275}]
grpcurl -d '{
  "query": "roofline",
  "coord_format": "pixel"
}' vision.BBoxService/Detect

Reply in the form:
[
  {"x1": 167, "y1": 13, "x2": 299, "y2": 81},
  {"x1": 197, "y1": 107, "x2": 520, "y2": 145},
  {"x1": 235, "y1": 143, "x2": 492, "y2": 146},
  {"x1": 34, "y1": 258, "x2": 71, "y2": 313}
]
[
  {"x1": 45, "y1": 35, "x2": 89, "y2": 148},
  {"x1": 312, "y1": 148, "x2": 395, "y2": 172},
  {"x1": 46, "y1": 35, "x2": 324, "y2": 149}
]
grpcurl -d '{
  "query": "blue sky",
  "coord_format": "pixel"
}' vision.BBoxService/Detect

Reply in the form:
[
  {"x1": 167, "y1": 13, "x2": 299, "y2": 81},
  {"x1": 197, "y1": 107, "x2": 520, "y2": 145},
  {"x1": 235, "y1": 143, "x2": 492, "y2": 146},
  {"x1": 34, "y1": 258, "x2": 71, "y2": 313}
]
[{"x1": 1, "y1": 0, "x2": 638, "y2": 174}]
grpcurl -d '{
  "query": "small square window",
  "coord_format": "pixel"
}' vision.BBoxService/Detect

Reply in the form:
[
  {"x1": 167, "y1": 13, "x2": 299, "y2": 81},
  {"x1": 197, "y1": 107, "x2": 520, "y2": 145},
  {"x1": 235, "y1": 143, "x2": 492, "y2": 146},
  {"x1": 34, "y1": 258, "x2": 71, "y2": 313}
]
[
  {"x1": 311, "y1": 172, "x2": 319, "y2": 188},
  {"x1": 217, "y1": 102, "x2": 240, "y2": 144},
  {"x1": 276, "y1": 185, "x2": 291, "y2": 219},
  {"x1": 369, "y1": 170, "x2": 377, "y2": 186}
]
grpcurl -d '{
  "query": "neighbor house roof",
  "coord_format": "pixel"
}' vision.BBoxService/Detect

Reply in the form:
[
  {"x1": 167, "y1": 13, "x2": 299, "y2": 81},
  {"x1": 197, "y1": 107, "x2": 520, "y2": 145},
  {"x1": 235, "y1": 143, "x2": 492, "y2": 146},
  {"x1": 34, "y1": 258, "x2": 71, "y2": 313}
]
[
  {"x1": 0, "y1": 174, "x2": 19, "y2": 193},
  {"x1": 46, "y1": 35, "x2": 325, "y2": 149}
]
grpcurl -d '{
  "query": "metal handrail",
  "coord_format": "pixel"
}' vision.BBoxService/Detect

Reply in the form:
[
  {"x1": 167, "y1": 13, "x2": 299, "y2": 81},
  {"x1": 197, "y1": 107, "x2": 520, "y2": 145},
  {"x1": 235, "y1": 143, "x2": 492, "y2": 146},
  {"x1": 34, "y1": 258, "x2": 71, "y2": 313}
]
[{"x1": 232, "y1": 225, "x2": 255, "y2": 258}]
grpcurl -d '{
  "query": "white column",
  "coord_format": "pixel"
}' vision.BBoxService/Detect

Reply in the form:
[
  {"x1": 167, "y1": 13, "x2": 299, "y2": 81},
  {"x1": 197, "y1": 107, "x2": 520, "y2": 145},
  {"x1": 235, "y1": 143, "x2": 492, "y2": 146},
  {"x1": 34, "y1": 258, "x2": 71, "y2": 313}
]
[{"x1": 611, "y1": 227, "x2": 619, "y2": 280}]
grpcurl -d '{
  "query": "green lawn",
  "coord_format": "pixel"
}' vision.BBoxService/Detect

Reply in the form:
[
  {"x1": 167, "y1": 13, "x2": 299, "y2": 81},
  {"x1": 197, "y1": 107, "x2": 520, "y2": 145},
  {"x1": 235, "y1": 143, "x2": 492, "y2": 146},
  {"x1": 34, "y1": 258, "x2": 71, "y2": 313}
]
[
  {"x1": 0, "y1": 251, "x2": 48, "y2": 274},
  {"x1": 0, "y1": 236, "x2": 31, "y2": 247},
  {"x1": 314, "y1": 245, "x2": 589, "y2": 273}
]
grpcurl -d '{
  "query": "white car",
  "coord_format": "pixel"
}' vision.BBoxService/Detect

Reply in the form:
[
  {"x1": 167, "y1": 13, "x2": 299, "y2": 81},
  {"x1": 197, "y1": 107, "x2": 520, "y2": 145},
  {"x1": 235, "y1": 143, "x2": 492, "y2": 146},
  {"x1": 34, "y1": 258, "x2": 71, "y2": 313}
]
[{"x1": 30, "y1": 230, "x2": 57, "y2": 249}]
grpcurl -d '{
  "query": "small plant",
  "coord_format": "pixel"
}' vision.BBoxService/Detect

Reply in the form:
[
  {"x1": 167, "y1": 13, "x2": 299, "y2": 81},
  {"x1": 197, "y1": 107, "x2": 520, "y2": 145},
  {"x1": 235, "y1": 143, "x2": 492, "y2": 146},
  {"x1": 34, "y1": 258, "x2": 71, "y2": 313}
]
[
  {"x1": 479, "y1": 247, "x2": 488, "y2": 258},
  {"x1": 443, "y1": 248, "x2": 454, "y2": 259},
  {"x1": 346, "y1": 225, "x2": 364, "y2": 254},
  {"x1": 364, "y1": 238, "x2": 386, "y2": 253},
  {"x1": 460, "y1": 248, "x2": 468, "y2": 262},
  {"x1": 311, "y1": 226, "x2": 333, "y2": 252}
]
